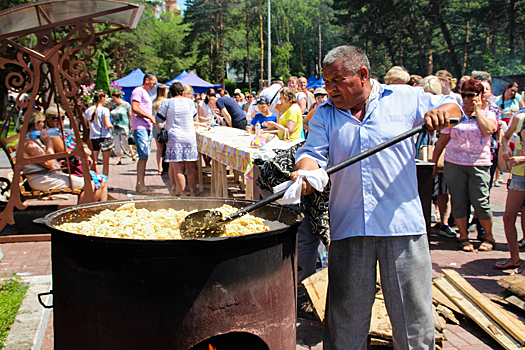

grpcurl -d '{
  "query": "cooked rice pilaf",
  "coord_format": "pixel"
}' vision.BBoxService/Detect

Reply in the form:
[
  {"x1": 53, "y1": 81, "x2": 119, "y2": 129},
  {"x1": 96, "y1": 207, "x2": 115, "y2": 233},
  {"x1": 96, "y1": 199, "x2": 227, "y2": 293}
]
[{"x1": 56, "y1": 203, "x2": 284, "y2": 239}]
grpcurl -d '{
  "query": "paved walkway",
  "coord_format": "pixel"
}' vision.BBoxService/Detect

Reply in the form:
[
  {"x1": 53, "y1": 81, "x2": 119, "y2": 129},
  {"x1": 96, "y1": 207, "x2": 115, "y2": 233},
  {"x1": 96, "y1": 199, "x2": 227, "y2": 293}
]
[{"x1": 0, "y1": 144, "x2": 523, "y2": 349}]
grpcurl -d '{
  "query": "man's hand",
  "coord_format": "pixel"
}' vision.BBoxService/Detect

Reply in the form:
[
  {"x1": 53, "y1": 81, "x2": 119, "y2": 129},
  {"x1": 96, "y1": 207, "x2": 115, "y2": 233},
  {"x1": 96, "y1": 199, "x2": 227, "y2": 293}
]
[
  {"x1": 424, "y1": 103, "x2": 461, "y2": 132},
  {"x1": 290, "y1": 171, "x2": 315, "y2": 196},
  {"x1": 293, "y1": 157, "x2": 321, "y2": 196}
]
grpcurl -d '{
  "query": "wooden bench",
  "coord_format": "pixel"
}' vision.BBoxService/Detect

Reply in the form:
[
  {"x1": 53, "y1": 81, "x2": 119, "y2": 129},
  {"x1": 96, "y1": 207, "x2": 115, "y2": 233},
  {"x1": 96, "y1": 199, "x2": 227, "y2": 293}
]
[{"x1": 0, "y1": 133, "x2": 82, "y2": 202}]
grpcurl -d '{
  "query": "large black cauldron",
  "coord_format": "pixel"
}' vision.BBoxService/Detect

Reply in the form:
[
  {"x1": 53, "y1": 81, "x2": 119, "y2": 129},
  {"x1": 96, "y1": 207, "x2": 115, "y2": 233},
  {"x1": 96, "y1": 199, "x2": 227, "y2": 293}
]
[{"x1": 37, "y1": 198, "x2": 303, "y2": 350}]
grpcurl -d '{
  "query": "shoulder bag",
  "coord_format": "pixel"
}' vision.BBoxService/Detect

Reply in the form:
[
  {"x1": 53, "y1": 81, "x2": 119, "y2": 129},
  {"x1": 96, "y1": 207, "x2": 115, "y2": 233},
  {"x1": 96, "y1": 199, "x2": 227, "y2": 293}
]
[
  {"x1": 97, "y1": 107, "x2": 114, "y2": 152},
  {"x1": 155, "y1": 100, "x2": 169, "y2": 144}
]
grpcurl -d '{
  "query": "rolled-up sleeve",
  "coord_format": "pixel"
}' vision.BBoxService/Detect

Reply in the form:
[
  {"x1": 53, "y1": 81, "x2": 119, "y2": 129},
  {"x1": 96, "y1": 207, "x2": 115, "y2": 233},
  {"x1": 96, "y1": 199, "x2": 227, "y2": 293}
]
[{"x1": 295, "y1": 106, "x2": 330, "y2": 169}]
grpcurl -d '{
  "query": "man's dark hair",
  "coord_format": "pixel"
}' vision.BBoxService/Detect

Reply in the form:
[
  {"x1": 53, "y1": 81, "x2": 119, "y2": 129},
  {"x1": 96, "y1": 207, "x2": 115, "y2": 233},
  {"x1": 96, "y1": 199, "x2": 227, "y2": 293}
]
[
  {"x1": 169, "y1": 82, "x2": 184, "y2": 97},
  {"x1": 143, "y1": 73, "x2": 157, "y2": 84}
]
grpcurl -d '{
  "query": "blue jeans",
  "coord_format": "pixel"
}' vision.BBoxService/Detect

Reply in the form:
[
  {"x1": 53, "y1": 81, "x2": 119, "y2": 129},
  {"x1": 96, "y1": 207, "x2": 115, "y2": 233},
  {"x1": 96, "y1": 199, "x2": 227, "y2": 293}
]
[
  {"x1": 323, "y1": 234, "x2": 434, "y2": 350},
  {"x1": 132, "y1": 129, "x2": 152, "y2": 159},
  {"x1": 297, "y1": 213, "x2": 324, "y2": 298}
]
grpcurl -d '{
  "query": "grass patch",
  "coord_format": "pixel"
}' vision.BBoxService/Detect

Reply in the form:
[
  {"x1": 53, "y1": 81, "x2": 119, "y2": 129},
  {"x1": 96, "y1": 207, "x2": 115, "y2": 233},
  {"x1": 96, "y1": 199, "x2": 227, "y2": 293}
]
[{"x1": 0, "y1": 277, "x2": 28, "y2": 348}]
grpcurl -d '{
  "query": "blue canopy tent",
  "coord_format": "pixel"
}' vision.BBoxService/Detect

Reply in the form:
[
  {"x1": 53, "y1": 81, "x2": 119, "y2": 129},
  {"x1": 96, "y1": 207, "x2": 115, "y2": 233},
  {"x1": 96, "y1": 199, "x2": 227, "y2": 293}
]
[
  {"x1": 306, "y1": 75, "x2": 318, "y2": 86},
  {"x1": 307, "y1": 76, "x2": 325, "y2": 89},
  {"x1": 178, "y1": 71, "x2": 222, "y2": 94},
  {"x1": 113, "y1": 68, "x2": 145, "y2": 104},
  {"x1": 165, "y1": 70, "x2": 189, "y2": 86}
]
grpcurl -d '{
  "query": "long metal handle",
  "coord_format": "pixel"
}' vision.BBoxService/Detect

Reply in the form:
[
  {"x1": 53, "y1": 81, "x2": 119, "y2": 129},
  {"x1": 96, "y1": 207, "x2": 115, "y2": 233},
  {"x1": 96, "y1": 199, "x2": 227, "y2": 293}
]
[{"x1": 228, "y1": 122, "x2": 441, "y2": 221}]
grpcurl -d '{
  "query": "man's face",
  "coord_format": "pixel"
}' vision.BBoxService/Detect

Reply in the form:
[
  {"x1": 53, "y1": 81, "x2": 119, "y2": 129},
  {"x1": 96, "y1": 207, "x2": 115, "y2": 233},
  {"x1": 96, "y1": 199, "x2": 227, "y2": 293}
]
[
  {"x1": 315, "y1": 94, "x2": 328, "y2": 105},
  {"x1": 323, "y1": 61, "x2": 368, "y2": 110},
  {"x1": 299, "y1": 78, "x2": 308, "y2": 90},
  {"x1": 144, "y1": 77, "x2": 157, "y2": 91}
]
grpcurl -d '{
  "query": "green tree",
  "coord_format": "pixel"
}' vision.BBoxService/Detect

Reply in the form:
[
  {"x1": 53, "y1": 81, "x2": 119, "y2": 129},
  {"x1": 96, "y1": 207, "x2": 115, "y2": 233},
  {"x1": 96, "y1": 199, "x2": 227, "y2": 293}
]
[{"x1": 94, "y1": 53, "x2": 111, "y2": 94}]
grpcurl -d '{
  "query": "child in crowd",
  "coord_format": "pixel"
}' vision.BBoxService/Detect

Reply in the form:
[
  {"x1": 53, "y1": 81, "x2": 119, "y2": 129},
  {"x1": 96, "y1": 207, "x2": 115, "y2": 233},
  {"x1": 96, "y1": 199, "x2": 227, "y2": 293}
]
[{"x1": 247, "y1": 96, "x2": 277, "y2": 132}]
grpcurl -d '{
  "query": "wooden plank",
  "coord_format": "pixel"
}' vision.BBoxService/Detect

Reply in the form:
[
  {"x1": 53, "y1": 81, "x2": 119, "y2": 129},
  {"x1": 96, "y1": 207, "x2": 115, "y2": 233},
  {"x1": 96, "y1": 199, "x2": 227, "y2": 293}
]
[
  {"x1": 443, "y1": 269, "x2": 525, "y2": 344},
  {"x1": 434, "y1": 277, "x2": 520, "y2": 350},
  {"x1": 499, "y1": 274, "x2": 525, "y2": 299},
  {"x1": 245, "y1": 177, "x2": 253, "y2": 200},
  {"x1": 197, "y1": 153, "x2": 203, "y2": 193},
  {"x1": 506, "y1": 295, "x2": 525, "y2": 311},
  {"x1": 432, "y1": 283, "x2": 464, "y2": 315},
  {"x1": 220, "y1": 163, "x2": 228, "y2": 198},
  {"x1": 0, "y1": 234, "x2": 51, "y2": 243},
  {"x1": 301, "y1": 267, "x2": 328, "y2": 321}
]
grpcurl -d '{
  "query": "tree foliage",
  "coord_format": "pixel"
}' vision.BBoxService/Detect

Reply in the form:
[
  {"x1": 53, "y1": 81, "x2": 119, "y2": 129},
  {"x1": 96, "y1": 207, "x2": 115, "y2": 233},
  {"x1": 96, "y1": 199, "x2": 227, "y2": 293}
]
[
  {"x1": 1, "y1": 0, "x2": 525, "y2": 91},
  {"x1": 94, "y1": 53, "x2": 111, "y2": 94}
]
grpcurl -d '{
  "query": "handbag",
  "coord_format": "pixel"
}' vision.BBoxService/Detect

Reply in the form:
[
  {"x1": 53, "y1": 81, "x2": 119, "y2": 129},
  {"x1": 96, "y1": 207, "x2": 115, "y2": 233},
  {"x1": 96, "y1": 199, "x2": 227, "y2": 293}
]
[
  {"x1": 68, "y1": 156, "x2": 83, "y2": 177},
  {"x1": 99, "y1": 136, "x2": 114, "y2": 152},
  {"x1": 128, "y1": 136, "x2": 136, "y2": 145},
  {"x1": 94, "y1": 106, "x2": 114, "y2": 152},
  {"x1": 155, "y1": 103, "x2": 169, "y2": 144}
]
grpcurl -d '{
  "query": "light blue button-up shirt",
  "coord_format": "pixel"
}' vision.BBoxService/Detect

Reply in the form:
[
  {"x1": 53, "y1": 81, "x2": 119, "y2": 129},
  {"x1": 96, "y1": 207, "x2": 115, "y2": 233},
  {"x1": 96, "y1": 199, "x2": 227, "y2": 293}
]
[{"x1": 295, "y1": 84, "x2": 458, "y2": 241}]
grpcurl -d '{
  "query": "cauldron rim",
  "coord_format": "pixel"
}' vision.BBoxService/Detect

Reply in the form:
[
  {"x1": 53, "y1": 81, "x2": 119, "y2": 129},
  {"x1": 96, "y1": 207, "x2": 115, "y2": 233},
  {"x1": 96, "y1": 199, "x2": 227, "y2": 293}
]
[{"x1": 39, "y1": 197, "x2": 304, "y2": 245}]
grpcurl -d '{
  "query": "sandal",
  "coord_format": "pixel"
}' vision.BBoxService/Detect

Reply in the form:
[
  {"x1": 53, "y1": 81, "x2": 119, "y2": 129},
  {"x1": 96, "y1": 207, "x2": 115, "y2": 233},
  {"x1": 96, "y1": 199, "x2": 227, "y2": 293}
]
[
  {"x1": 459, "y1": 239, "x2": 474, "y2": 252},
  {"x1": 495, "y1": 258, "x2": 522, "y2": 269},
  {"x1": 439, "y1": 224, "x2": 457, "y2": 238},
  {"x1": 516, "y1": 264, "x2": 525, "y2": 275},
  {"x1": 478, "y1": 238, "x2": 496, "y2": 252},
  {"x1": 519, "y1": 239, "x2": 525, "y2": 248}
]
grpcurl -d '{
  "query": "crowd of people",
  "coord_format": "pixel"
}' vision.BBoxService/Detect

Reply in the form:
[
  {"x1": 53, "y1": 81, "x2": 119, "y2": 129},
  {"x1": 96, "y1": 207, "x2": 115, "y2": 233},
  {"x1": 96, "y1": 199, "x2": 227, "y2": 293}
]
[{"x1": 19, "y1": 42, "x2": 525, "y2": 348}]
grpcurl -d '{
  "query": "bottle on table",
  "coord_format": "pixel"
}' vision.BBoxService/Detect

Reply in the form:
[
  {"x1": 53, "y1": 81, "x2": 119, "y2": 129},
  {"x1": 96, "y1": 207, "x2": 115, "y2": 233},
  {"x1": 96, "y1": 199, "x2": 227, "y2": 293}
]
[{"x1": 255, "y1": 122, "x2": 261, "y2": 136}]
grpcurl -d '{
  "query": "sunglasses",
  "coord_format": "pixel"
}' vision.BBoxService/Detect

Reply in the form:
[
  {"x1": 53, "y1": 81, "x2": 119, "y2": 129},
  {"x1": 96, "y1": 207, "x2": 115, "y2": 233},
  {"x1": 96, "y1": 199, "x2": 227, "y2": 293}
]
[
  {"x1": 52, "y1": 116, "x2": 66, "y2": 121},
  {"x1": 461, "y1": 92, "x2": 478, "y2": 99}
]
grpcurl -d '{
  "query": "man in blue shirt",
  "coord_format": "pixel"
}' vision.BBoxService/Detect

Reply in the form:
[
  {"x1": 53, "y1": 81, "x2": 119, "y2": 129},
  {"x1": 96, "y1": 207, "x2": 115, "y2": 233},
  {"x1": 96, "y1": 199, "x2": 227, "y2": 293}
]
[
  {"x1": 208, "y1": 95, "x2": 248, "y2": 130},
  {"x1": 293, "y1": 46, "x2": 462, "y2": 349}
]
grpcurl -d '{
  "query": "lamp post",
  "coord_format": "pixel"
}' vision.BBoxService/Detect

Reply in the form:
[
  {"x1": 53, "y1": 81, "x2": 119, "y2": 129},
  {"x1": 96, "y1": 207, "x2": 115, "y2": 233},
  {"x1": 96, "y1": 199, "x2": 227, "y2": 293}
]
[{"x1": 267, "y1": 0, "x2": 271, "y2": 86}]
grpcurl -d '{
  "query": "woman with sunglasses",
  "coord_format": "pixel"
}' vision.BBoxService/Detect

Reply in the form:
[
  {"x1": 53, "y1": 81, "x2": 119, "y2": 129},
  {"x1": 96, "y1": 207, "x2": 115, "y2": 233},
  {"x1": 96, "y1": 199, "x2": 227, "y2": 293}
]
[
  {"x1": 432, "y1": 79, "x2": 497, "y2": 252},
  {"x1": 37, "y1": 108, "x2": 108, "y2": 202}
]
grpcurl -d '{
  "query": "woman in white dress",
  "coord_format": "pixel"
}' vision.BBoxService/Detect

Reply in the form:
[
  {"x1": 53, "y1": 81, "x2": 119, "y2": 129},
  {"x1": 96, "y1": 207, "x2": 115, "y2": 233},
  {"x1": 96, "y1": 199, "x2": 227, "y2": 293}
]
[{"x1": 157, "y1": 82, "x2": 198, "y2": 197}]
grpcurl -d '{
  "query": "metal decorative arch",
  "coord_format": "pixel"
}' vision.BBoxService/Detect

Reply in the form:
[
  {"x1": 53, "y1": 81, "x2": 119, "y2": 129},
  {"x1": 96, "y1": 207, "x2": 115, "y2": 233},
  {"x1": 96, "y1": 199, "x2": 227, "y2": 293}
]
[{"x1": 0, "y1": 0, "x2": 144, "y2": 232}]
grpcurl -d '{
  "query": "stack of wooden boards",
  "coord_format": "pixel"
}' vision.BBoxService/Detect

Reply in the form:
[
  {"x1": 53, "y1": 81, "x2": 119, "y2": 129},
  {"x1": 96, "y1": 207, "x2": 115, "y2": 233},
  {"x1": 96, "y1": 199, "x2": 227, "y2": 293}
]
[
  {"x1": 434, "y1": 269, "x2": 525, "y2": 350},
  {"x1": 497, "y1": 274, "x2": 525, "y2": 312},
  {"x1": 302, "y1": 268, "x2": 445, "y2": 348}
]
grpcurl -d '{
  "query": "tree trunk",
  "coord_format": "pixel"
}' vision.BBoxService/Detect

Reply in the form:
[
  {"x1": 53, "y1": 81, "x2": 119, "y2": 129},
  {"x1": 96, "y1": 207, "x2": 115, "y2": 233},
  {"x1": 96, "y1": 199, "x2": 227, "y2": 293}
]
[
  {"x1": 509, "y1": 0, "x2": 516, "y2": 60},
  {"x1": 219, "y1": 0, "x2": 225, "y2": 88},
  {"x1": 462, "y1": 0, "x2": 471, "y2": 76},
  {"x1": 433, "y1": 0, "x2": 462, "y2": 79},
  {"x1": 246, "y1": 0, "x2": 251, "y2": 91},
  {"x1": 409, "y1": 9, "x2": 426, "y2": 76},
  {"x1": 259, "y1": 0, "x2": 264, "y2": 81},
  {"x1": 427, "y1": 44, "x2": 433, "y2": 76},
  {"x1": 318, "y1": 5, "x2": 322, "y2": 75}
]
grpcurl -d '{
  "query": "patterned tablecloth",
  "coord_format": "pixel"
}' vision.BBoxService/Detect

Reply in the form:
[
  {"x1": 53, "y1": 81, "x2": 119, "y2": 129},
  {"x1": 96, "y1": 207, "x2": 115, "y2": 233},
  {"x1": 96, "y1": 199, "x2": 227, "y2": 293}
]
[{"x1": 196, "y1": 126, "x2": 303, "y2": 180}]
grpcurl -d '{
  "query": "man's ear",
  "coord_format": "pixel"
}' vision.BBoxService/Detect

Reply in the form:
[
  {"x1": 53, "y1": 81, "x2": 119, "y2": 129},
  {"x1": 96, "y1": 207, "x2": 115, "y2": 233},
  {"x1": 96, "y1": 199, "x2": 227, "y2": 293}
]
[{"x1": 359, "y1": 67, "x2": 369, "y2": 82}]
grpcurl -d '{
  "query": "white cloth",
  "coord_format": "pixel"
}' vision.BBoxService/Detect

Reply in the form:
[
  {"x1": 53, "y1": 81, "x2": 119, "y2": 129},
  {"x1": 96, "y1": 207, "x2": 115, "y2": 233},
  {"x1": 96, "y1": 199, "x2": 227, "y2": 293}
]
[{"x1": 273, "y1": 168, "x2": 328, "y2": 205}]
